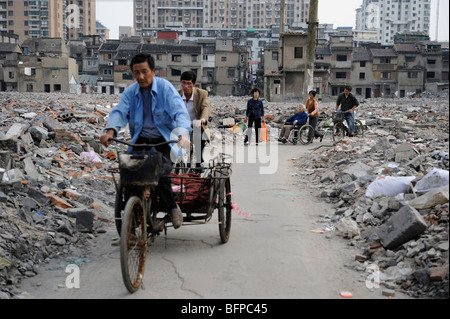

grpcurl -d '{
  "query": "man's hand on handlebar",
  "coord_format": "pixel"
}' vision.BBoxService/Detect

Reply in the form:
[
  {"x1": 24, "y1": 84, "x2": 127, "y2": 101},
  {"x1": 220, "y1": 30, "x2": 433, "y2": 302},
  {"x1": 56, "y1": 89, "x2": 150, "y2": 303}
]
[
  {"x1": 100, "y1": 129, "x2": 115, "y2": 147},
  {"x1": 178, "y1": 134, "x2": 191, "y2": 150}
]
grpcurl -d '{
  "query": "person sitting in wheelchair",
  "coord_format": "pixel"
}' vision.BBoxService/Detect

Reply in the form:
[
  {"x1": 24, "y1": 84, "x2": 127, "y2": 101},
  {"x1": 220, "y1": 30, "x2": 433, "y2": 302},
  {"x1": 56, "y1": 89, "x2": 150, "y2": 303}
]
[{"x1": 278, "y1": 105, "x2": 308, "y2": 143}]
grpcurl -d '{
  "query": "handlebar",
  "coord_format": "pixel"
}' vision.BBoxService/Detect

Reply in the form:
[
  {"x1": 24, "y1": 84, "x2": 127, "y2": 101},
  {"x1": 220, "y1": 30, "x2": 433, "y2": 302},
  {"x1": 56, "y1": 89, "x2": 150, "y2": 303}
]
[{"x1": 108, "y1": 137, "x2": 180, "y2": 148}]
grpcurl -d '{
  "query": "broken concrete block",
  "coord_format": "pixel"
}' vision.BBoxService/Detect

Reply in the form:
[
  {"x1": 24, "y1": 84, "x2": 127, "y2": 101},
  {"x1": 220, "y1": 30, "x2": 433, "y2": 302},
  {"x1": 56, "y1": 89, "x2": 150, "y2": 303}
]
[
  {"x1": 5, "y1": 123, "x2": 28, "y2": 140},
  {"x1": 377, "y1": 205, "x2": 428, "y2": 250},
  {"x1": 1, "y1": 168, "x2": 25, "y2": 184},
  {"x1": 395, "y1": 143, "x2": 418, "y2": 163},
  {"x1": 28, "y1": 126, "x2": 49, "y2": 143},
  {"x1": 407, "y1": 185, "x2": 449, "y2": 210},
  {"x1": 23, "y1": 157, "x2": 42, "y2": 181},
  {"x1": 75, "y1": 209, "x2": 95, "y2": 233},
  {"x1": 341, "y1": 162, "x2": 374, "y2": 181},
  {"x1": 320, "y1": 170, "x2": 336, "y2": 183}
]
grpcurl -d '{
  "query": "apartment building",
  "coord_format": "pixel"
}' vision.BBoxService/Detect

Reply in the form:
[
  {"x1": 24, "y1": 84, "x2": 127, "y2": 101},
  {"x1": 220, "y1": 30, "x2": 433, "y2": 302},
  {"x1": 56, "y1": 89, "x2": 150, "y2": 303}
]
[
  {"x1": 356, "y1": 0, "x2": 431, "y2": 44},
  {"x1": 3, "y1": 0, "x2": 96, "y2": 43},
  {"x1": 133, "y1": 0, "x2": 310, "y2": 35},
  {"x1": 0, "y1": 1, "x2": 7, "y2": 33},
  {"x1": 263, "y1": 30, "x2": 448, "y2": 101}
]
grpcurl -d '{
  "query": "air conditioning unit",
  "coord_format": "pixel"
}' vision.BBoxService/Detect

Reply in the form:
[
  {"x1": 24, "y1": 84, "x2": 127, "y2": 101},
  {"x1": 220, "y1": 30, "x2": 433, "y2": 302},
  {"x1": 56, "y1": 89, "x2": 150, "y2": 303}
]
[
  {"x1": 233, "y1": 78, "x2": 239, "y2": 82},
  {"x1": 97, "y1": 77, "x2": 103, "y2": 81},
  {"x1": 108, "y1": 62, "x2": 114, "y2": 66}
]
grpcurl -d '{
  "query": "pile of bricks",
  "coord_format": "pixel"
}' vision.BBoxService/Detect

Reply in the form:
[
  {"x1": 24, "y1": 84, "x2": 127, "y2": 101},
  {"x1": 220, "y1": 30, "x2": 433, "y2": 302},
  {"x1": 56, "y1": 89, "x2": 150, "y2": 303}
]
[
  {"x1": 0, "y1": 92, "x2": 121, "y2": 298},
  {"x1": 292, "y1": 94, "x2": 449, "y2": 298}
]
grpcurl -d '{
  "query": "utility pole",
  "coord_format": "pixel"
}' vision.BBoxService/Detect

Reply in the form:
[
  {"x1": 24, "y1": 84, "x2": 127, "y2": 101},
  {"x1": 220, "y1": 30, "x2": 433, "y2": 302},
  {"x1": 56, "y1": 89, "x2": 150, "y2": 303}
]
[
  {"x1": 280, "y1": 0, "x2": 285, "y2": 33},
  {"x1": 435, "y1": 0, "x2": 440, "y2": 41},
  {"x1": 303, "y1": 0, "x2": 319, "y2": 98}
]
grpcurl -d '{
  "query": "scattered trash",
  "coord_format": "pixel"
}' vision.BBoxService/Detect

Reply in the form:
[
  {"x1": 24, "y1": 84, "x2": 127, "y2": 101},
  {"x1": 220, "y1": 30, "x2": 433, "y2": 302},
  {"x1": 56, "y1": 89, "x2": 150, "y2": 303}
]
[
  {"x1": 340, "y1": 291, "x2": 353, "y2": 298},
  {"x1": 365, "y1": 176, "x2": 416, "y2": 198}
]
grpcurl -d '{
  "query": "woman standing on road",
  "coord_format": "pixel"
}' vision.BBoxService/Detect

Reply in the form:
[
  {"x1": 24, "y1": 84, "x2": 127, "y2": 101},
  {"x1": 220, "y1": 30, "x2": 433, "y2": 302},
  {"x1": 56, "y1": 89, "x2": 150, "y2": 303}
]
[
  {"x1": 244, "y1": 88, "x2": 265, "y2": 146},
  {"x1": 305, "y1": 90, "x2": 324, "y2": 143}
]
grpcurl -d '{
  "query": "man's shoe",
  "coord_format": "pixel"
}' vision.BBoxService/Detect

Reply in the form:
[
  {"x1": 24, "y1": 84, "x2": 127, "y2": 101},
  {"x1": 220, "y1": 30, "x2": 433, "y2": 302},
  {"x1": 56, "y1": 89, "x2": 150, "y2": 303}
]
[
  {"x1": 319, "y1": 135, "x2": 324, "y2": 143},
  {"x1": 171, "y1": 204, "x2": 183, "y2": 229}
]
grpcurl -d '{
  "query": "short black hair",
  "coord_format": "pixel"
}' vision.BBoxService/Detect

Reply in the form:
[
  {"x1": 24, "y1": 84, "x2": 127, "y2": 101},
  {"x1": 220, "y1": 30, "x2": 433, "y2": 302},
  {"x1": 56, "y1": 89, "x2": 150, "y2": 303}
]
[
  {"x1": 251, "y1": 88, "x2": 260, "y2": 96},
  {"x1": 309, "y1": 90, "x2": 316, "y2": 97},
  {"x1": 130, "y1": 53, "x2": 155, "y2": 71},
  {"x1": 345, "y1": 85, "x2": 352, "y2": 92},
  {"x1": 181, "y1": 71, "x2": 197, "y2": 83}
]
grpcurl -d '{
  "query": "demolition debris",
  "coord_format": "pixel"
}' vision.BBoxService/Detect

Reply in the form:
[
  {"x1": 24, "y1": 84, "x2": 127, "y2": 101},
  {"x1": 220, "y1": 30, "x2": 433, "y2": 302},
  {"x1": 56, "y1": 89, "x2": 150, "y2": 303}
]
[{"x1": 0, "y1": 91, "x2": 448, "y2": 299}]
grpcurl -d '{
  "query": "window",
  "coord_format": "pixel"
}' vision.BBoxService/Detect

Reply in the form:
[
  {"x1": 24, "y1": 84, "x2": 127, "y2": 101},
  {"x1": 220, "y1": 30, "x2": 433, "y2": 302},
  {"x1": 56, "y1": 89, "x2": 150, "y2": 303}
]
[
  {"x1": 427, "y1": 59, "x2": 436, "y2": 65},
  {"x1": 294, "y1": 47, "x2": 303, "y2": 59},
  {"x1": 171, "y1": 68, "x2": 181, "y2": 76},
  {"x1": 337, "y1": 55, "x2": 347, "y2": 61},
  {"x1": 408, "y1": 72, "x2": 418, "y2": 78},
  {"x1": 360, "y1": 61, "x2": 366, "y2": 67},
  {"x1": 336, "y1": 72, "x2": 347, "y2": 79},
  {"x1": 427, "y1": 72, "x2": 435, "y2": 79},
  {"x1": 381, "y1": 72, "x2": 391, "y2": 79},
  {"x1": 380, "y1": 57, "x2": 391, "y2": 64},
  {"x1": 172, "y1": 54, "x2": 181, "y2": 62},
  {"x1": 359, "y1": 73, "x2": 366, "y2": 79},
  {"x1": 272, "y1": 51, "x2": 278, "y2": 61},
  {"x1": 228, "y1": 68, "x2": 235, "y2": 78},
  {"x1": 122, "y1": 72, "x2": 133, "y2": 80},
  {"x1": 191, "y1": 55, "x2": 198, "y2": 63}
]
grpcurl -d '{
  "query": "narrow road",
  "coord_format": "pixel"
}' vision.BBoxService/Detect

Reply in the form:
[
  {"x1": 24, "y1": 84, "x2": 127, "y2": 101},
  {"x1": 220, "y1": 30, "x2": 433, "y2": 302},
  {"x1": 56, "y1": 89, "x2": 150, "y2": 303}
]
[{"x1": 20, "y1": 138, "x2": 392, "y2": 300}]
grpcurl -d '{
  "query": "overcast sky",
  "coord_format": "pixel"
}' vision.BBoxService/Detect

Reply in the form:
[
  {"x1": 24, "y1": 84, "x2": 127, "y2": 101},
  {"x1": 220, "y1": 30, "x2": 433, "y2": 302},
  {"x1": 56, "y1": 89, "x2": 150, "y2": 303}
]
[{"x1": 96, "y1": 0, "x2": 449, "y2": 41}]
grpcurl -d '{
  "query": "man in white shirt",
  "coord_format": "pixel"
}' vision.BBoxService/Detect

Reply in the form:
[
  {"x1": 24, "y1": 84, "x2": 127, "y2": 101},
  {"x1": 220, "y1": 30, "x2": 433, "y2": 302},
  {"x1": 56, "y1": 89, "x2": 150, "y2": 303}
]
[{"x1": 178, "y1": 71, "x2": 211, "y2": 167}]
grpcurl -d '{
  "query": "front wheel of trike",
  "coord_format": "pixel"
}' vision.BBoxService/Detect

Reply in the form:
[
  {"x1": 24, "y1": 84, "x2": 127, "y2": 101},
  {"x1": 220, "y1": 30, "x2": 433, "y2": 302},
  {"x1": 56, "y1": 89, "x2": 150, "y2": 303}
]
[
  {"x1": 218, "y1": 178, "x2": 232, "y2": 244},
  {"x1": 120, "y1": 196, "x2": 147, "y2": 293}
]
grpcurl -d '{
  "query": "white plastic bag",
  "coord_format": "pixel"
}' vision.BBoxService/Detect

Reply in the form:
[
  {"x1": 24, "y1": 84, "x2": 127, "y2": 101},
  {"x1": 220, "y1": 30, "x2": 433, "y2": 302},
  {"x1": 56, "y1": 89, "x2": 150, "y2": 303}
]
[
  {"x1": 365, "y1": 176, "x2": 416, "y2": 198},
  {"x1": 415, "y1": 168, "x2": 449, "y2": 194},
  {"x1": 80, "y1": 151, "x2": 102, "y2": 163}
]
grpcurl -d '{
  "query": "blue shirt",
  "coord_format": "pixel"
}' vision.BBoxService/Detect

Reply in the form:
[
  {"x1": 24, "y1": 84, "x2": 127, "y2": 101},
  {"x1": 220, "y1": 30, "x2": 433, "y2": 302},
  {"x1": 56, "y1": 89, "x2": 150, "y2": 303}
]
[
  {"x1": 286, "y1": 112, "x2": 308, "y2": 125},
  {"x1": 246, "y1": 98, "x2": 264, "y2": 119},
  {"x1": 106, "y1": 77, "x2": 192, "y2": 156},
  {"x1": 141, "y1": 87, "x2": 162, "y2": 139}
]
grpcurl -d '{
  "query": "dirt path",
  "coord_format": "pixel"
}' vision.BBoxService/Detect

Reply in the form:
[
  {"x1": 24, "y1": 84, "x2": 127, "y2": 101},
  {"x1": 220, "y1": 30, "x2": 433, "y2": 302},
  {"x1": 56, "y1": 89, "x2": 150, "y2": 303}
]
[{"x1": 19, "y1": 139, "x2": 409, "y2": 300}]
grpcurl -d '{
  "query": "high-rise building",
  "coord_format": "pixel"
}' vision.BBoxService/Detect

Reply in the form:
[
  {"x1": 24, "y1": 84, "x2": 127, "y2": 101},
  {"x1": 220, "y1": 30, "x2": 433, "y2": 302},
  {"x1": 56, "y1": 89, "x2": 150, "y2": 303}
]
[
  {"x1": 3, "y1": 0, "x2": 96, "y2": 43},
  {"x1": 356, "y1": 0, "x2": 431, "y2": 44},
  {"x1": 134, "y1": 0, "x2": 310, "y2": 34}
]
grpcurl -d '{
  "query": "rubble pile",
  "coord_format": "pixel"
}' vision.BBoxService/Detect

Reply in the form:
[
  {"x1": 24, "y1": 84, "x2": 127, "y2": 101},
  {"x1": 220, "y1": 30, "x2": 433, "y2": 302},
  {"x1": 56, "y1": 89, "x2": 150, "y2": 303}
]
[
  {"x1": 293, "y1": 96, "x2": 449, "y2": 298},
  {"x1": 0, "y1": 92, "x2": 122, "y2": 299}
]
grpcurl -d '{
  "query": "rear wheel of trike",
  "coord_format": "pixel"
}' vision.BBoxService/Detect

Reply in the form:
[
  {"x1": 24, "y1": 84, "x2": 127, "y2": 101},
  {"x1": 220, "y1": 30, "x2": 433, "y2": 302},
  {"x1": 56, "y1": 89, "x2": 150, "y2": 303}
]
[
  {"x1": 218, "y1": 178, "x2": 232, "y2": 244},
  {"x1": 120, "y1": 196, "x2": 147, "y2": 293}
]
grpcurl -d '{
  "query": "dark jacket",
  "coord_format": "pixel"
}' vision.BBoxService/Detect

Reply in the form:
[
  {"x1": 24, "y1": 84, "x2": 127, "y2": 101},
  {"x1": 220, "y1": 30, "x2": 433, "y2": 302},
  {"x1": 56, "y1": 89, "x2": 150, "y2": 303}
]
[
  {"x1": 286, "y1": 112, "x2": 308, "y2": 125},
  {"x1": 246, "y1": 98, "x2": 264, "y2": 119}
]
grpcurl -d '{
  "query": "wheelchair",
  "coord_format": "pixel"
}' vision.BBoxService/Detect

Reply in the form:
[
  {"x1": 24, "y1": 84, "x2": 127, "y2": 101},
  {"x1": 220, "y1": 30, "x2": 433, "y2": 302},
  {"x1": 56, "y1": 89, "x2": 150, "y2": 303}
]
[{"x1": 280, "y1": 123, "x2": 315, "y2": 145}]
